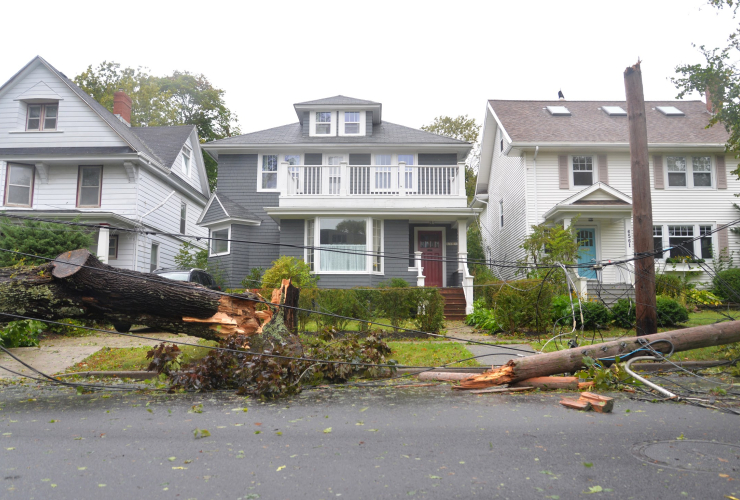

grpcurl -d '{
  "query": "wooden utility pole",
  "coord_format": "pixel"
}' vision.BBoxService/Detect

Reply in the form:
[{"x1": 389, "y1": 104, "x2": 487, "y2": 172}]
[{"x1": 624, "y1": 60, "x2": 657, "y2": 336}]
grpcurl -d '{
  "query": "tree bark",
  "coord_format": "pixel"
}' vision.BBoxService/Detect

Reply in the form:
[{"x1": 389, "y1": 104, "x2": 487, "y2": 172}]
[
  {"x1": 455, "y1": 321, "x2": 740, "y2": 390},
  {"x1": 0, "y1": 249, "x2": 273, "y2": 341}
]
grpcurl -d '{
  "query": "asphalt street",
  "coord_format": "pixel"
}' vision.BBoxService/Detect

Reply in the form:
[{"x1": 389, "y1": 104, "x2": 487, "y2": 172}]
[{"x1": 1, "y1": 382, "x2": 739, "y2": 499}]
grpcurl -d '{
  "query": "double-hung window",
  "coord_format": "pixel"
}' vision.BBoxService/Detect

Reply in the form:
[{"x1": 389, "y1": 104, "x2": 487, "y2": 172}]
[
  {"x1": 668, "y1": 225, "x2": 694, "y2": 259},
  {"x1": 572, "y1": 156, "x2": 593, "y2": 186},
  {"x1": 77, "y1": 166, "x2": 103, "y2": 207},
  {"x1": 700, "y1": 225, "x2": 713, "y2": 259},
  {"x1": 26, "y1": 103, "x2": 58, "y2": 131},
  {"x1": 210, "y1": 226, "x2": 230, "y2": 256},
  {"x1": 666, "y1": 156, "x2": 712, "y2": 188},
  {"x1": 109, "y1": 235, "x2": 119, "y2": 260},
  {"x1": 372, "y1": 219, "x2": 382, "y2": 272},
  {"x1": 182, "y1": 146, "x2": 191, "y2": 176},
  {"x1": 4, "y1": 163, "x2": 34, "y2": 207},
  {"x1": 260, "y1": 154, "x2": 278, "y2": 190},
  {"x1": 344, "y1": 112, "x2": 360, "y2": 134},
  {"x1": 316, "y1": 112, "x2": 331, "y2": 134},
  {"x1": 306, "y1": 219, "x2": 315, "y2": 272},
  {"x1": 653, "y1": 226, "x2": 664, "y2": 257},
  {"x1": 398, "y1": 154, "x2": 415, "y2": 189}
]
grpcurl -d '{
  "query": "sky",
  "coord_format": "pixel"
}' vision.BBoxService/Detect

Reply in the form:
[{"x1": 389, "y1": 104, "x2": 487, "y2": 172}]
[{"x1": 1, "y1": 0, "x2": 736, "y2": 137}]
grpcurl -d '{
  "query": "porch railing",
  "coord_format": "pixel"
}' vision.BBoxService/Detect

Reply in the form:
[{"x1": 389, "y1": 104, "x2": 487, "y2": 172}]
[{"x1": 284, "y1": 162, "x2": 466, "y2": 197}]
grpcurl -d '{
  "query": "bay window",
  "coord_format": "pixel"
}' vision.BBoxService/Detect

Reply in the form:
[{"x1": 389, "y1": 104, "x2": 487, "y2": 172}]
[
  {"x1": 4, "y1": 163, "x2": 34, "y2": 207},
  {"x1": 307, "y1": 217, "x2": 382, "y2": 273},
  {"x1": 77, "y1": 165, "x2": 103, "y2": 207}
]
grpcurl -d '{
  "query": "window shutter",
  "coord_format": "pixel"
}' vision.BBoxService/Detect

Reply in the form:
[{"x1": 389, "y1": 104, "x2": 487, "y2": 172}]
[
  {"x1": 597, "y1": 154, "x2": 609, "y2": 184},
  {"x1": 716, "y1": 155, "x2": 727, "y2": 189},
  {"x1": 653, "y1": 155, "x2": 664, "y2": 189},
  {"x1": 718, "y1": 226, "x2": 729, "y2": 258},
  {"x1": 558, "y1": 155, "x2": 569, "y2": 189}
]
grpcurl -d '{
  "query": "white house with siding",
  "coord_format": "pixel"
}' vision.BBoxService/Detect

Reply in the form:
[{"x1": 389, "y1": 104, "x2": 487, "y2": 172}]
[
  {"x1": 0, "y1": 56, "x2": 209, "y2": 272},
  {"x1": 475, "y1": 98, "x2": 735, "y2": 297}
]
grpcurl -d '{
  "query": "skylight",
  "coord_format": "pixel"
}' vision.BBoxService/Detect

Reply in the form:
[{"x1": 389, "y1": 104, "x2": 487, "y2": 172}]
[
  {"x1": 546, "y1": 106, "x2": 571, "y2": 116},
  {"x1": 602, "y1": 106, "x2": 627, "y2": 116},
  {"x1": 656, "y1": 106, "x2": 685, "y2": 116}
]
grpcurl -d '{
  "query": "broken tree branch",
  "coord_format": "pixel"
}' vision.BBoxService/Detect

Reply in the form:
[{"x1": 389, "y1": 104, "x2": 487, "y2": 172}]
[{"x1": 455, "y1": 321, "x2": 740, "y2": 390}]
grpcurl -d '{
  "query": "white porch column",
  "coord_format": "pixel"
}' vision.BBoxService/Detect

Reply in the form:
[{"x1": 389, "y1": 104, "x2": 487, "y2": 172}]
[
  {"x1": 415, "y1": 251, "x2": 425, "y2": 287},
  {"x1": 456, "y1": 219, "x2": 474, "y2": 314},
  {"x1": 97, "y1": 224, "x2": 110, "y2": 264},
  {"x1": 339, "y1": 161, "x2": 348, "y2": 196},
  {"x1": 279, "y1": 161, "x2": 290, "y2": 195},
  {"x1": 457, "y1": 162, "x2": 466, "y2": 197},
  {"x1": 398, "y1": 161, "x2": 406, "y2": 196},
  {"x1": 563, "y1": 217, "x2": 572, "y2": 229}
]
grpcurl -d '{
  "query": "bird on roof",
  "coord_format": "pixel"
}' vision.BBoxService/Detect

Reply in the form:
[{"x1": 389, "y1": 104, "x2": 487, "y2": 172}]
[{"x1": 558, "y1": 90, "x2": 565, "y2": 100}]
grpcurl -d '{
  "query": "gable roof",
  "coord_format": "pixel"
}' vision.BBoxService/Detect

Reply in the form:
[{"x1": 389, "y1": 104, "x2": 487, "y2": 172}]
[
  {"x1": 488, "y1": 100, "x2": 729, "y2": 145},
  {"x1": 294, "y1": 95, "x2": 380, "y2": 106},
  {"x1": 543, "y1": 182, "x2": 633, "y2": 221},
  {"x1": 204, "y1": 121, "x2": 470, "y2": 147},
  {"x1": 131, "y1": 125, "x2": 195, "y2": 169},
  {"x1": 197, "y1": 191, "x2": 261, "y2": 226}
]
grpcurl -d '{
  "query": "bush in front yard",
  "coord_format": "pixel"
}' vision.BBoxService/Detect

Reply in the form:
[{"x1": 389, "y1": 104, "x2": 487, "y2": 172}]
[
  {"x1": 712, "y1": 268, "x2": 740, "y2": 301},
  {"x1": 375, "y1": 279, "x2": 415, "y2": 330},
  {"x1": 262, "y1": 256, "x2": 318, "y2": 289},
  {"x1": 656, "y1": 296, "x2": 689, "y2": 326},
  {"x1": 611, "y1": 298, "x2": 636, "y2": 329},
  {"x1": 552, "y1": 295, "x2": 612, "y2": 331},
  {"x1": 412, "y1": 287, "x2": 445, "y2": 333},
  {"x1": 655, "y1": 273, "x2": 684, "y2": 299},
  {"x1": 0, "y1": 219, "x2": 94, "y2": 266},
  {"x1": 492, "y1": 280, "x2": 558, "y2": 333}
]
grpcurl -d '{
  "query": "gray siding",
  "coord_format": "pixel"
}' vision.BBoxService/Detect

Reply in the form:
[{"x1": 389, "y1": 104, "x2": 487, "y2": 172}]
[
  {"x1": 366, "y1": 111, "x2": 373, "y2": 137},
  {"x1": 349, "y1": 154, "x2": 371, "y2": 165},
  {"x1": 280, "y1": 219, "x2": 304, "y2": 259},
  {"x1": 305, "y1": 153, "x2": 322, "y2": 166},
  {"x1": 302, "y1": 111, "x2": 309, "y2": 137},
  {"x1": 418, "y1": 153, "x2": 458, "y2": 165},
  {"x1": 210, "y1": 154, "x2": 280, "y2": 286},
  {"x1": 200, "y1": 199, "x2": 227, "y2": 225},
  {"x1": 371, "y1": 219, "x2": 416, "y2": 286}
]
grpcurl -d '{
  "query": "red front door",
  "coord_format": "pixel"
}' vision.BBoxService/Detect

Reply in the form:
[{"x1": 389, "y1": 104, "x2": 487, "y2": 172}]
[{"x1": 418, "y1": 231, "x2": 443, "y2": 287}]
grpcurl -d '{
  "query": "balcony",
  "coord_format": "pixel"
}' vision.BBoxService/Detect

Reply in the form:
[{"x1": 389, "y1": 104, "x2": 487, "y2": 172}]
[{"x1": 278, "y1": 161, "x2": 467, "y2": 208}]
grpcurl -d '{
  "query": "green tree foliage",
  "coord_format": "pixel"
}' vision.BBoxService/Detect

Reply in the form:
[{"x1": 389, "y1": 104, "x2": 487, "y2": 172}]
[
  {"x1": 74, "y1": 62, "x2": 241, "y2": 191},
  {"x1": 262, "y1": 256, "x2": 319, "y2": 289},
  {"x1": 0, "y1": 219, "x2": 94, "y2": 266},
  {"x1": 421, "y1": 115, "x2": 481, "y2": 201},
  {"x1": 467, "y1": 221, "x2": 486, "y2": 276},
  {"x1": 672, "y1": 1, "x2": 740, "y2": 162},
  {"x1": 519, "y1": 219, "x2": 581, "y2": 280},
  {"x1": 173, "y1": 241, "x2": 208, "y2": 270}
]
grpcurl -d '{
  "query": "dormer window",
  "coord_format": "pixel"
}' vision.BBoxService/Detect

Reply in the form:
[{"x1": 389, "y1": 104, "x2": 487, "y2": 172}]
[
  {"x1": 316, "y1": 112, "x2": 331, "y2": 134},
  {"x1": 26, "y1": 103, "x2": 58, "y2": 131},
  {"x1": 344, "y1": 112, "x2": 360, "y2": 134}
]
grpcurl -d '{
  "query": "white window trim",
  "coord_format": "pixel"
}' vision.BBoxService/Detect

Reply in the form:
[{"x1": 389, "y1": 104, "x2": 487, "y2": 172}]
[
  {"x1": 664, "y1": 156, "x2": 714, "y2": 190},
  {"x1": 76, "y1": 165, "x2": 103, "y2": 208},
  {"x1": 309, "y1": 111, "x2": 337, "y2": 137},
  {"x1": 339, "y1": 110, "x2": 365, "y2": 137},
  {"x1": 150, "y1": 242, "x2": 160, "y2": 272},
  {"x1": 182, "y1": 146, "x2": 192, "y2": 177},
  {"x1": 570, "y1": 154, "x2": 596, "y2": 188},
  {"x1": 306, "y1": 217, "x2": 382, "y2": 274},
  {"x1": 209, "y1": 224, "x2": 231, "y2": 257},
  {"x1": 257, "y1": 153, "x2": 280, "y2": 192},
  {"x1": 654, "y1": 222, "x2": 716, "y2": 261},
  {"x1": 4, "y1": 163, "x2": 35, "y2": 208}
]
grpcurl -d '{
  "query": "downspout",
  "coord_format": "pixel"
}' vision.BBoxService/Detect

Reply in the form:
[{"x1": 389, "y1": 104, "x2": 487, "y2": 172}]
[{"x1": 532, "y1": 146, "x2": 539, "y2": 227}]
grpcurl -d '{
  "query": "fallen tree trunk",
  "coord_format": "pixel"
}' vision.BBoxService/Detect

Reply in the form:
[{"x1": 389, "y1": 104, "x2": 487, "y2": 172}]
[
  {"x1": 456, "y1": 321, "x2": 740, "y2": 390},
  {"x1": 0, "y1": 249, "x2": 274, "y2": 341}
]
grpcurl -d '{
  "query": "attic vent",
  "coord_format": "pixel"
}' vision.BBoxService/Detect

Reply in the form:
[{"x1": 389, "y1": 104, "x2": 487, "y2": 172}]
[
  {"x1": 656, "y1": 106, "x2": 684, "y2": 116},
  {"x1": 546, "y1": 106, "x2": 571, "y2": 116},
  {"x1": 602, "y1": 106, "x2": 627, "y2": 116}
]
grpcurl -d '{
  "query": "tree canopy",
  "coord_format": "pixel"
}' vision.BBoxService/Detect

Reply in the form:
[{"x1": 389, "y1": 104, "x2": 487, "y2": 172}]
[
  {"x1": 74, "y1": 62, "x2": 241, "y2": 191},
  {"x1": 672, "y1": 0, "x2": 740, "y2": 165},
  {"x1": 421, "y1": 115, "x2": 481, "y2": 202}
]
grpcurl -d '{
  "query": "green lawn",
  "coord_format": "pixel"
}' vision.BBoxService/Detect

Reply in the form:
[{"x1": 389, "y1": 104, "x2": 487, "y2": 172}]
[
  {"x1": 529, "y1": 309, "x2": 740, "y2": 361},
  {"x1": 68, "y1": 339, "x2": 480, "y2": 373}
]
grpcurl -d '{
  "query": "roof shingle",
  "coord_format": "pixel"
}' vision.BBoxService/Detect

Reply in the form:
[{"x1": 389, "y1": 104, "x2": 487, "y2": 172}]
[
  {"x1": 131, "y1": 126, "x2": 195, "y2": 169},
  {"x1": 294, "y1": 95, "x2": 380, "y2": 106},
  {"x1": 489, "y1": 100, "x2": 729, "y2": 144}
]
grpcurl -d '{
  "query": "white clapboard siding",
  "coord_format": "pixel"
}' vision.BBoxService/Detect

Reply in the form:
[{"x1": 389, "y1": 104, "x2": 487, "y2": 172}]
[
  {"x1": 0, "y1": 64, "x2": 128, "y2": 148},
  {"x1": 169, "y1": 135, "x2": 204, "y2": 193},
  {"x1": 107, "y1": 231, "x2": 137, "y2": 270}
]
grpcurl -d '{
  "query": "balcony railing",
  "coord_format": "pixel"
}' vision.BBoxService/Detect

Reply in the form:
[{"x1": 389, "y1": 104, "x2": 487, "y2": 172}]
[{"x1": 283, "y1": 161, "x2": 466, "y2": 197}]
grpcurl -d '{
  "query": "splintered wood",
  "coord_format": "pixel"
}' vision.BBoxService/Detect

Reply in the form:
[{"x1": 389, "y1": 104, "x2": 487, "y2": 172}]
[{"x1": 560, "y1": 392, "x2": 614, "y2": 413}]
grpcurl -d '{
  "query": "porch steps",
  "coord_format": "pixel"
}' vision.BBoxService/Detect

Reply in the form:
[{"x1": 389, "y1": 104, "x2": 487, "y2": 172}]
[
  {"x1": 586, "y1": 282, "x2": 635, "y2": 307},
  {"x1": 440, "y1": 287, "x2": 467, "y2": 321}
]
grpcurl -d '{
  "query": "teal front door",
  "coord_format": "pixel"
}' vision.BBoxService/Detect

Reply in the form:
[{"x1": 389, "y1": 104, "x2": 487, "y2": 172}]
[{"x1": 577, "y1": 228, "x2": 597, "y2": 280}]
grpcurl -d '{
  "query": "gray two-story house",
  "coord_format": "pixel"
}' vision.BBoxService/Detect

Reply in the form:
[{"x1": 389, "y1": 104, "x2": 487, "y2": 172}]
[{"x1": 198, "y1": 96, "x2": 478, "y2": 314}]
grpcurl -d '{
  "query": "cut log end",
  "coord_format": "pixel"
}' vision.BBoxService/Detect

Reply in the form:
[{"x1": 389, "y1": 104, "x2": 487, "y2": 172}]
[
  {"x1": 51, "y1": 249, "x2": 90, "y2": 278},
  {"x1": 454, "y1": 362, "x2": 516, "y2": 390}
]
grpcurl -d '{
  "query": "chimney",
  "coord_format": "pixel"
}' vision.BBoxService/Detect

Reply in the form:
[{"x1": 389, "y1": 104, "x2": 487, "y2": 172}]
[
  {"x1": 113, "y1": 89, "x2": 132, "y2": 126},
  {"x1": 705, "y1": 87, "x2": 713, "y2": 114}
]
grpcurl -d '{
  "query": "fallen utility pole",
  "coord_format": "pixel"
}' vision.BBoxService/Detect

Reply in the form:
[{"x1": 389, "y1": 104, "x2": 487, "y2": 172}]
[
  {"x1": 455, "y1": 321, "x2": 740, "y2": 390},
  {"x1": 0, "y1": 249, "x2": 277, "y2": 341},
  {"x1": 625, "y1": 59, "x2": 657, "y2": 336}
]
